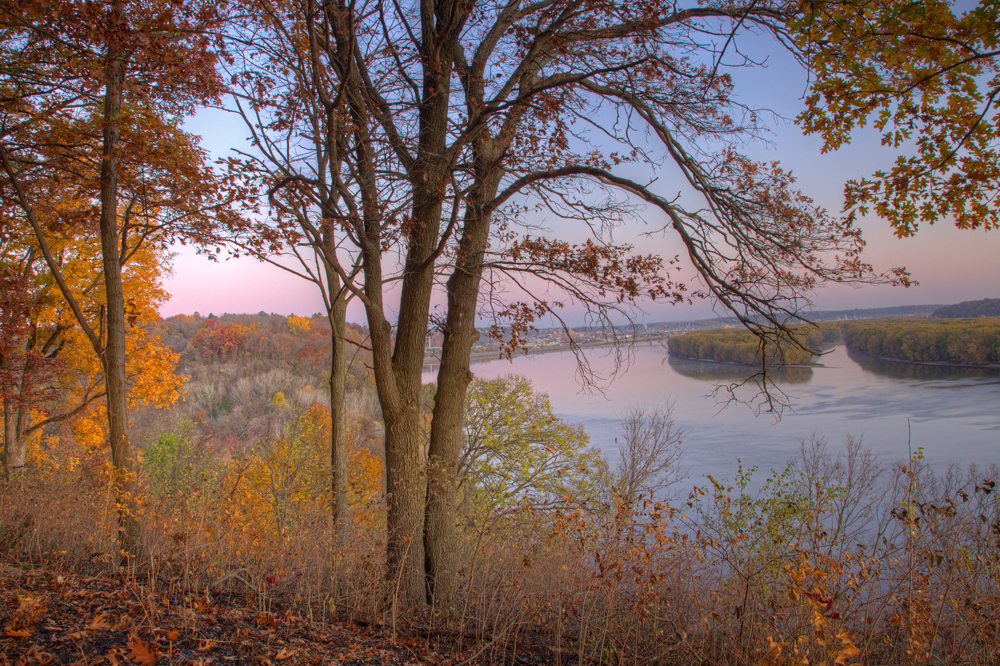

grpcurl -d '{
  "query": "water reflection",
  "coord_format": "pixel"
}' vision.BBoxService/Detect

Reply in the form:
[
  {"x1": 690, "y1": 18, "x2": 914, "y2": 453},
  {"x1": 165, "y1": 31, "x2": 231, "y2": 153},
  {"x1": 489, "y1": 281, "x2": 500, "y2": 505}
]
[
  {"x1": 667, "y1": 354, "x2": 814, "y2": 384},
  {"x1": 422, "y1": 343, "x2": 1000, "y2": 478},
  {"x1": 846, "y1": 348, "x2": 1000, "y2": 382}
]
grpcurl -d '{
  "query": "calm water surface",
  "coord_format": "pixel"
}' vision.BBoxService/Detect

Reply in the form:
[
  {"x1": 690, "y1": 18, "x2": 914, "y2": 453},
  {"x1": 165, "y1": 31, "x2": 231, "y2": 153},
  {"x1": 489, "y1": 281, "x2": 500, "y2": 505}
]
[{"x1": 425, "y1": 344, "x2": 1000, "y2": 483}]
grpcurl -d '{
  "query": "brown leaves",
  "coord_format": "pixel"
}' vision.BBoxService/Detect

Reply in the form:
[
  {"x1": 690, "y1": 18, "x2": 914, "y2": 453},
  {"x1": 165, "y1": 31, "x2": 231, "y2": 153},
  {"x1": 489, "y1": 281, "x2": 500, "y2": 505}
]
[
  {"x1": 86, "y1": 614, "x2": 113, "y2": 632},
  {"x1": 125, "y1": 636, "x2": 157, "y2": 666},
  {"x1": 5, "y1": 594, "x2": 46, "y2": 636},
  {"x1": 0, "y1": 567, "x2": 490, "y2": 666}
]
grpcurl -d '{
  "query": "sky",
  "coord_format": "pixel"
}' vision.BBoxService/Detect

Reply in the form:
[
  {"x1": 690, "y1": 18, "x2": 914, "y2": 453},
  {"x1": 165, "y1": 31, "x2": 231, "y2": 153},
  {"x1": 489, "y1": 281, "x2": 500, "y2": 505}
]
[{"x1": 162, "y1": 27, "x2": 1000, "y2": 326}]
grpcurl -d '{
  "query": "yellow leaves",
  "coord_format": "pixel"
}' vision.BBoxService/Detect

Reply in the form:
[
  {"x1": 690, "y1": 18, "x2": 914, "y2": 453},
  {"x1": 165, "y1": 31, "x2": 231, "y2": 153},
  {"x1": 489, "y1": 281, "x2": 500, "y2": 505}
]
[
  {"x1": 834, "y1": 629, "x2": 860, "y2": 665},
  {"x1": 759, "y1": 636, "x2": 790, "y2": 666},
  {"x1": 223, "y1": 403, "x2": 384, "y2": 542},
  {"x1": 287, "y1": 315, "x2": 312, "y2": 334},
  {"x1": 765, "y1": 554, "x2": 861, "y2": 666}
]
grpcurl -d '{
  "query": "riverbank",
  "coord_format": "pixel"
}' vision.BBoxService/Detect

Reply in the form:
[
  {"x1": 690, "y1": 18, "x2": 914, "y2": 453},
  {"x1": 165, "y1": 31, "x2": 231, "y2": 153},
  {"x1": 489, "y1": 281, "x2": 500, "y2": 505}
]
[
  {"x1": 846, "y1": 347, "x2": 1000, "y2": 369},
  {"x1": 665, "y1": 352, "x2": 818, "y2": 368}
]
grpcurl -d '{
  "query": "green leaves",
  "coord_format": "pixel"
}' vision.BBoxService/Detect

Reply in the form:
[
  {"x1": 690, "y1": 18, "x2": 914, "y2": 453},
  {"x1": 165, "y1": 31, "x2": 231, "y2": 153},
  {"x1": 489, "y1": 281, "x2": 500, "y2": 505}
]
[
  {"x1": 460, "y1": 375, "x2": 608, "y2": 516},
  {"x1": 793, "y1": 0, "x2": 1000, "y2": 234}
]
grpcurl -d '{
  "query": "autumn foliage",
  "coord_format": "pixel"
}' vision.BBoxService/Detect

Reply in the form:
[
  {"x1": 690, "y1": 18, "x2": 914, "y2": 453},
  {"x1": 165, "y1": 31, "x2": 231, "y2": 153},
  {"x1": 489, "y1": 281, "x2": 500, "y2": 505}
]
[{"x1": 844, "y1": 317, "x2": 1000, "y2": 365}]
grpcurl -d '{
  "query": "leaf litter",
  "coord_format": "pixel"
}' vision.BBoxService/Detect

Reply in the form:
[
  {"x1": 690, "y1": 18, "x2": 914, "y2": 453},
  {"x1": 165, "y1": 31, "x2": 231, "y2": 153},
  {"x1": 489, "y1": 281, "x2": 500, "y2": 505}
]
[{"x1": 0, "y1": 568, "x2": 504, "y2": 665}]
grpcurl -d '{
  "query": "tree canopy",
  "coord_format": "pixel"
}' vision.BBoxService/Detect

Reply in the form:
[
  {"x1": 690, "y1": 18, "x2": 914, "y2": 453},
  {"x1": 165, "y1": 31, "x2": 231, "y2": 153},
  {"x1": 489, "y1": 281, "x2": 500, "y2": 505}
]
[{"x1": 793, "y1": 0, "x2": 1000, "y2": 235}]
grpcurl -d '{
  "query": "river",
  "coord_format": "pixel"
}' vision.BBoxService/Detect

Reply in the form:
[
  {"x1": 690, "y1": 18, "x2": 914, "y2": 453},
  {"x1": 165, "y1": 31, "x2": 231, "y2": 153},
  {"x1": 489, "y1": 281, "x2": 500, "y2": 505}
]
[{"x1": 424, "y1": 343, "x2": 1000, "y2": 484}]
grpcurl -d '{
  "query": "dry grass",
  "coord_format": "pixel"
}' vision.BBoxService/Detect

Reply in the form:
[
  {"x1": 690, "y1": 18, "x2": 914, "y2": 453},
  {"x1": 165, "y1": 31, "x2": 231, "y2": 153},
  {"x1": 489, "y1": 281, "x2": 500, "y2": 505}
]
[{"x1": 3, "y1": 435, "x2": 1000, "y2": 666}]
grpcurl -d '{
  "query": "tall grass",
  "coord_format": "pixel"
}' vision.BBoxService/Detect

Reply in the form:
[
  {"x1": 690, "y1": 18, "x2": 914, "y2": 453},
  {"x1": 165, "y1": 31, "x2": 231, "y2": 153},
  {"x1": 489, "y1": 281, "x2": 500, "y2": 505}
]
[{"x1": 3, "y1": 432, "x2": 999, "y2": 665}]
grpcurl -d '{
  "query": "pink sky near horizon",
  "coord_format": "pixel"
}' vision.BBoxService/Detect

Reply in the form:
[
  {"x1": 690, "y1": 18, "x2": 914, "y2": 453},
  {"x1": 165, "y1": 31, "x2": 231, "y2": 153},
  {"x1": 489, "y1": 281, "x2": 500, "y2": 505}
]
[
  {"x1": 160, "y1": 214, "x2": 1000, "y2": 325},
  {"x1": 162, "y1": 35, "x2": 1000, "y2": 325}
]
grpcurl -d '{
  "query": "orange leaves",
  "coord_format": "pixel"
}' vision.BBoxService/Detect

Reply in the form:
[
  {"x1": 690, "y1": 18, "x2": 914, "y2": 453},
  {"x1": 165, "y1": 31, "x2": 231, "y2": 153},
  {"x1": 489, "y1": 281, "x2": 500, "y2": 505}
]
[
  {"x1": 286, "y1": 315, "x2": 312, "y2": 334},
  {"x1": 86, "y1": 614, "x2": 113, "y2": 632},
  {"x1": 125, "y1": 636, "x2": 157, "y2": 666},
  {"x1": 191, "y1": 321, "x2": 255, "y2": 362}
]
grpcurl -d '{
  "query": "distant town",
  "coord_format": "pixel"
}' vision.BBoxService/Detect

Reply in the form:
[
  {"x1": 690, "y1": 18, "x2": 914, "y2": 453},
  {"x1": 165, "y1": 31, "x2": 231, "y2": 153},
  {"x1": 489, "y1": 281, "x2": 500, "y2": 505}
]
[{"x1": 424, "y1": 304, "x2": 942, "y2": 362}]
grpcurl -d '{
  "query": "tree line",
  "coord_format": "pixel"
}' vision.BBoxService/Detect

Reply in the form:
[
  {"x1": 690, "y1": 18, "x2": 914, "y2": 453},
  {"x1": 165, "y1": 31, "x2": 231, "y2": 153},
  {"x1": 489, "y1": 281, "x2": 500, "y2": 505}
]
[
  {"x1": 667, "y1": 324, "x2": 840, "y2": 366},
  {"x1": 932, "y1": 298, "x2": 1000, "y2": 319},
  {"x1": 844, "y1": 317, "x2": 1000, "y2": 365}
]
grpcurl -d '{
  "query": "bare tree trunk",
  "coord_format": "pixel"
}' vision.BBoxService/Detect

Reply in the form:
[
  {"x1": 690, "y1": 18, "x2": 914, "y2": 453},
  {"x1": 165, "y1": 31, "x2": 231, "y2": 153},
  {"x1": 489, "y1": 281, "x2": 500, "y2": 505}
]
[
  {"x1": 3, "y1": 396, "x2": 25, "y2": 476},
  {"x1": 381, "y1": 196, "x2": 443, "y2": 609},
  {"x1": 100, "y1": 0, "x2": 142, "y2": 567},
  {"x1": 324, "y1": 232, "x2": 349, "y2": 546},
  {"x1": 425, "y1": 176, "x2": 500, "y2": 606},
  {"x1": 424, "y1": 135, "x2": 506, "y2": 606}
]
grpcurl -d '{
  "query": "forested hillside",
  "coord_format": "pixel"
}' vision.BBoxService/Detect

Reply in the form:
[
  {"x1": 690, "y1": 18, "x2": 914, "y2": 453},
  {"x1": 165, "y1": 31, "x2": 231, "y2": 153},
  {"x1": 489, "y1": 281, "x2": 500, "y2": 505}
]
[
  {"x1": 932, "y1": 298, "x2": 1000, "y2": 319},
  {"x1": 4, "y1": 0, "x2": 1000, "y2": 660},
  {"x1": 844, "y1": 318, "x2": 1000, "y2": 365},
  {"x1": 138, "y1": 313, "x2": 380, "y2": 452}
]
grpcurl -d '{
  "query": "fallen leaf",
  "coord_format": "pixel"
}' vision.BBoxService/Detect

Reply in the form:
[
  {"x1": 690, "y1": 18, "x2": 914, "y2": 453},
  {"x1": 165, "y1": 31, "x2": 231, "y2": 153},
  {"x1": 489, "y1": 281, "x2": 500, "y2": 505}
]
[
  {"x1": 197, "y1": 639, "x2": 217, "y2": 652},
  {"x1": 103, "y1": 648, "x2": 127, "y2": 666},
  {"x1": 166, "y1": 630, "x2": 180, "y2": 641},
  {"x1": 87, "y1": 614, "x2": 113, "y2": 632},
  {"x1": 275, "y1": 648, "x2": 295, "y2": 661},
  {"x1": 13, "y1": 594, "x2": 46, "y2": 627},
  {"x1": 26, "y1": 644, "x2": 54, "y2": 665},
  {"x1": 126, "y1": 636, "x2": 158, "y2": 666},
  {"x1": 4, "y1": 627, "x2": 31, "y2": 638}
]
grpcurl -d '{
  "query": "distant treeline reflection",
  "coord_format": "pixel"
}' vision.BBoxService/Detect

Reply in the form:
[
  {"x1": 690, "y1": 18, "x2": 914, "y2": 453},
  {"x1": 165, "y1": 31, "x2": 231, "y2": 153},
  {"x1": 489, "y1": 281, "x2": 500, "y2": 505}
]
[
  {"x1": 666, "y1": 354, "x2": 813, "y2": 384},
  {"x1": 846, "y1": 347, "x2": 1000, "y2": 381}
]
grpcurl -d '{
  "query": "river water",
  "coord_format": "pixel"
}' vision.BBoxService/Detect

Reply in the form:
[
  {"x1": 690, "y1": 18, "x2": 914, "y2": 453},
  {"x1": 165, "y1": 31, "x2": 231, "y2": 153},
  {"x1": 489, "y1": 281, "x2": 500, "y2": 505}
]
[{"x1": 424, "y1": 344, "x2": 1000, "y2": 484}]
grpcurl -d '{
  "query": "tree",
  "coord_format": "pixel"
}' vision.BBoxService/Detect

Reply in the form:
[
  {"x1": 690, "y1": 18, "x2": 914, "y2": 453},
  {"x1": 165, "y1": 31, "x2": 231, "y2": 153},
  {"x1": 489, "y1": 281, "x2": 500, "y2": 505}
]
[
  {"x1": 228, "y1": 0, "x2": 906, "y2": 609},
  {"x1": 223, "y1": 0, "x2": 401, "y2": 545},
  {"x1": 457, "y1": 375, "x2": 607, "y2": 518},
  {"x1": 793, "y1": 0, "x2": 1000, "y2": 235},
  {"x1": 615, "y1": 404, "x2": 685, "y2": 508},
  {"x1": 0, "y1": 0, "x2": 232, "y2": 562},
  {"x1": 0, "y1": 219, "x2": 180, "y2": 476}
]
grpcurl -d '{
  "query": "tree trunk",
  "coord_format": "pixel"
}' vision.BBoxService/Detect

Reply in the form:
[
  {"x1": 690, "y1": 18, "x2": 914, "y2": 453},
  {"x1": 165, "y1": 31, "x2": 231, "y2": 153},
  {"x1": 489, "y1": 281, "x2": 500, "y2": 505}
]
[
  {"x1": 3, "y1": 396, "x2": 25, "y2": 476},
  {"x1": 100, "y1": 0, "x2": 142, "y2": 567},
  {"x1": 424, "y1": 145, "x2": 503, "y2": 607},
  {"x1": 381, "y1": 196, "x2": 444, "y2": 609},
  {"x1": 324, "y1": 232, "x2": 349, "y2": 547}
]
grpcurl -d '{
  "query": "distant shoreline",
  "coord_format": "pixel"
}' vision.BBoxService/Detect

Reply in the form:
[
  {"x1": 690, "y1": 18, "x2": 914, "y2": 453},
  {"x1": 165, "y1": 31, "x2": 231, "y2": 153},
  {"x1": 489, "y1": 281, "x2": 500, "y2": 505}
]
[
  {"x1": 667, "y1": 353, "x2": 816, "y2": 369},
  {"x1": 424, "y1": 335, "x2": 670, "y2": 366},
  {"x1": 847, "y1": 347, "x2": 1000, "y2": 369}
]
